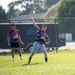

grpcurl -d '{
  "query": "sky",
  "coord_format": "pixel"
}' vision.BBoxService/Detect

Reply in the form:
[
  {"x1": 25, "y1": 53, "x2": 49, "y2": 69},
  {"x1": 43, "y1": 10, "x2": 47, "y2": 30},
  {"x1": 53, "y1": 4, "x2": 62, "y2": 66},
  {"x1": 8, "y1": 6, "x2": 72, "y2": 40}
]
[{"x1": 0, "y1": 0, "x2": 16, "y2": 12}]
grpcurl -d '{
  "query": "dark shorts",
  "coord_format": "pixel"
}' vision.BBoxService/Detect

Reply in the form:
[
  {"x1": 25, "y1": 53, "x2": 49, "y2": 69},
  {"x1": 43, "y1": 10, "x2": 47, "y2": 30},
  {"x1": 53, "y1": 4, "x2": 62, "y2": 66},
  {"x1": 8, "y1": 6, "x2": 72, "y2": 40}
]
[{"x1": 11, "y1": 43, "x2": 20, "y2": 48}]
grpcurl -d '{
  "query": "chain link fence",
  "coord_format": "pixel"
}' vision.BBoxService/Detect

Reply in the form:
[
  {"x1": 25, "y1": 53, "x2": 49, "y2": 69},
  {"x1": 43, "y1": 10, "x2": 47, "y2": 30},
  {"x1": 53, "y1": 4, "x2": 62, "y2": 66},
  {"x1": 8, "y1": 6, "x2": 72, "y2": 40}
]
[{"x1": 0, "y1": 18, "x2": 75, "y2": 51}]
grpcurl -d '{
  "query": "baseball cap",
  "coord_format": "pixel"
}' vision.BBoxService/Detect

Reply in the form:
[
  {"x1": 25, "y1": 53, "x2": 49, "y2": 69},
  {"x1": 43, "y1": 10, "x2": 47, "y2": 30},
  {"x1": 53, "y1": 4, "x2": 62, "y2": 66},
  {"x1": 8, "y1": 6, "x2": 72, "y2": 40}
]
[{"x1": 11, "y1": 23, "x2": 16, "y2": 26}]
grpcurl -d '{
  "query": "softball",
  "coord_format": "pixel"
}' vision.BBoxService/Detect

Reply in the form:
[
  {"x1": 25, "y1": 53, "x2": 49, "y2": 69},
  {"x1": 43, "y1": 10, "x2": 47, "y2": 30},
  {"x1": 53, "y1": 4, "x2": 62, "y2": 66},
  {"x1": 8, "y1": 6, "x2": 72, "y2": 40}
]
[{"x1": 30, "y1": 17, "x2": 34, "y2": 21}]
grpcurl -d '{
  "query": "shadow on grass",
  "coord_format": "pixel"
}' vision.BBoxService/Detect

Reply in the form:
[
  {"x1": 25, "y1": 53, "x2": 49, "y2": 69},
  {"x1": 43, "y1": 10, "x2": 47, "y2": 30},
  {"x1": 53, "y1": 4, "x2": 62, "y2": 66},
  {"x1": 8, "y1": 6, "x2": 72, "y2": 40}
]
[{"x1": 22, "y1": 63, "x2": 42, "y2": 66}]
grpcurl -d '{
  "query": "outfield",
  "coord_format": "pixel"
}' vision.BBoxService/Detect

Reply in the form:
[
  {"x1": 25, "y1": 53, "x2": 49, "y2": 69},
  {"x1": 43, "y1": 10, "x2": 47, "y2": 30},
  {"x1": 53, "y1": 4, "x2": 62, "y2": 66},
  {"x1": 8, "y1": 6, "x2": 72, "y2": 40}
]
[{"x1": 0, "y1": 50, "x2": 75, "y2": 75}]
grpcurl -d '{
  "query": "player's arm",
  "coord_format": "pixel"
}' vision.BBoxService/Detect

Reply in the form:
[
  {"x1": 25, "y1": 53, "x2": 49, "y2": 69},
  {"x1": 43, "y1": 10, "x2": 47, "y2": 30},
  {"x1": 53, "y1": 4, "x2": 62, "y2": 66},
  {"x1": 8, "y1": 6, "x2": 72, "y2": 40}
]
[
  {"x1": 45, "y1": 36, "x2": 50, "y2": 45},
  {"x1": 18, "y1": 30, "x2": 24, "y2": 44},
  {"x1": 30, "y1": 17, "x2": 40, "y2": 31},
  {"x1": 33, "y1": 22, "x2": 40, "y2": 31},
  {"x1": 7, "y1": 34, "x2": 10, "y2": 46},
  {"x1": 18, "y1": 35, "x2": 24, "y2": 44}
]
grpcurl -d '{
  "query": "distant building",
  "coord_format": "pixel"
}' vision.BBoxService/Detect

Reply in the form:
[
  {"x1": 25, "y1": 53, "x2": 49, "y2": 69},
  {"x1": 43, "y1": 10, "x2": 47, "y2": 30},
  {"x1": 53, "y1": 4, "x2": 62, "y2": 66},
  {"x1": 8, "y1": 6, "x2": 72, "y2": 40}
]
[{"x1": 10, "y1": 13, "x2": 44, "y2": 23}]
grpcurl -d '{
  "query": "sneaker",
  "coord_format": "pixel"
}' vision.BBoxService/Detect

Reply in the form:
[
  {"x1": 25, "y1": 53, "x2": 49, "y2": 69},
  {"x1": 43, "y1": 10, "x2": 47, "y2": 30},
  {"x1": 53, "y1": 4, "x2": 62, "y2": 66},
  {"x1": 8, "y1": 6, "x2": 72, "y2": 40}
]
[{"x1": 20, "y1": 58, "x2": 22, "y2": 60}]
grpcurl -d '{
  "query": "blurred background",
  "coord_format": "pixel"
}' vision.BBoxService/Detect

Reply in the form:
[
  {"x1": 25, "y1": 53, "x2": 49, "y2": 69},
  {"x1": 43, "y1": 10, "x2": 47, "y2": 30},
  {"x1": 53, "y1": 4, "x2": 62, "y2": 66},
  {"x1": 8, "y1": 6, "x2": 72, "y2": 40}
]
[{"x1": 0, "y1": 0, "x2": 75, "y2": 52}]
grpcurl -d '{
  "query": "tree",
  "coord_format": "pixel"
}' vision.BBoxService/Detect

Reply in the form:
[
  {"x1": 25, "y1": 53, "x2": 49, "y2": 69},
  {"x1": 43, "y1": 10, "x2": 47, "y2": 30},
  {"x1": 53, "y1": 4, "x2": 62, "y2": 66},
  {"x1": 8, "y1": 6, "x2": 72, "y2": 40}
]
[
  {"x1": 45, "y1": 0, "x2": 59, "y2": 9},
  {"x1": 57, "y1": 0, "x2": 75, "y2": 18},
  {"x1": 7, "y1": 0, "x2": 47, "y2": 18},
  {"x1": 7, "y1": 0, "x2": 60, "y2": 18},
  {"x1": 0, "y1": 6, "x2": 7, "y2": 23},
  {"x1": 7, "y1": 2, "x2": 20, "y2": 18},
  {"x1": 57, "y1": 0, "x2": 75, "y2": 40},
  {"x1": 0, "y1": 6, "x2": 7, "y2": 19}
]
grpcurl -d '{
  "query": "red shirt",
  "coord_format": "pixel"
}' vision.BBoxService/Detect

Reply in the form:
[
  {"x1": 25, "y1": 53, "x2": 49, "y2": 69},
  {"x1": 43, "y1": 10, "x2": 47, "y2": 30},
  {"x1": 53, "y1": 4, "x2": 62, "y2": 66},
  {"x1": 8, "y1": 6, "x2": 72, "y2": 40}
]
[
  {"x1": 7, "y1": 29, "x2": 20, "y2": 43},
  {"x1": 35, "y1": 30, "x2": 47, "y2": 44}
]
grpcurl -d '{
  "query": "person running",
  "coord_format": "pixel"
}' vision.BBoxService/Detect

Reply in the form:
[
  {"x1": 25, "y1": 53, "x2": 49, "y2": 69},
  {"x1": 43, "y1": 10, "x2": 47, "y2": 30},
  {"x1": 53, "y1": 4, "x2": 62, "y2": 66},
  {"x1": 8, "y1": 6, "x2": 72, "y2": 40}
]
[
  {"x1": 28, "y1": 19, "x2": 50, "y2": 64},
  {"x1": 7, "y1": 23, "x2": 24, "y2": 60}
]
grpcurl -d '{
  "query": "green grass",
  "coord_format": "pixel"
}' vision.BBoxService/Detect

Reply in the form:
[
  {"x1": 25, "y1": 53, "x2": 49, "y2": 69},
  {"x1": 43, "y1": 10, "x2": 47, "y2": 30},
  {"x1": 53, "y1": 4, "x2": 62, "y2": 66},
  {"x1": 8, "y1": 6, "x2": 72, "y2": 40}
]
[{"x1": 0, "y1": 50, "x2": 75, "y2": 75}]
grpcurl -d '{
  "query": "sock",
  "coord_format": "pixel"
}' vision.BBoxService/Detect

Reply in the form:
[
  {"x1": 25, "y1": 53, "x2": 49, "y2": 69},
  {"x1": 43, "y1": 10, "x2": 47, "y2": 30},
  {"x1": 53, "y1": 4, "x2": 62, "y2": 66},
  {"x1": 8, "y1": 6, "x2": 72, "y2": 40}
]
[
  {"x1": 45, "y1": 58, "x2": 48, "y2": 62},
  {"x1": 29, "y1": 57, "x2": 31, "y2": 61},
  {"x1": 20, "y1": 57, "x2": 22, "y2": 60},
  {"x1": 28, "y1": 57, "x2": 32, "y2": 64},
  {"x1": 12, "y1": 58, "x2": 14, "y2": 61}
]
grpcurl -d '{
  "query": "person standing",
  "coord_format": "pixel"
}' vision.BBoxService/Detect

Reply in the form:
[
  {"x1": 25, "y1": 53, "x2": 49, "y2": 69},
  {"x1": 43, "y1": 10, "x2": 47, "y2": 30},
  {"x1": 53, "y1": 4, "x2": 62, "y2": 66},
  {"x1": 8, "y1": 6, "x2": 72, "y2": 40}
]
[
  {"x1": 28, "y1": 18, "x2": 50, "y2": 64},
  {"x1": 7, "y1": 23, "x2": 24, "y2": 60}
]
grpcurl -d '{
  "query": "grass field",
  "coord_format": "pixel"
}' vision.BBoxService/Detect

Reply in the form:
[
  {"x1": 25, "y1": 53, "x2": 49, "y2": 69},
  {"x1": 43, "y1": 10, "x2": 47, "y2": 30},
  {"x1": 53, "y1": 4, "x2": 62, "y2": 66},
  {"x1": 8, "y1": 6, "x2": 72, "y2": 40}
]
[{"x1": 0, "y1": 50, "x2": 75, "y2": 75}]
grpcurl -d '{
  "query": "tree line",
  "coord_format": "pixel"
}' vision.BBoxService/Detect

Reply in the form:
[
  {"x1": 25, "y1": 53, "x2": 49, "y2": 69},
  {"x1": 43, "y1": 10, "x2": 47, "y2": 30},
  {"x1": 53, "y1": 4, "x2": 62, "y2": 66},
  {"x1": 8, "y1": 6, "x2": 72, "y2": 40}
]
[
  {"x1": 57, "y1": 0, "x2": 75, "y2": 40},
  {"x1": 0, "y1": 0, "x2": 59, "y2": 19}
]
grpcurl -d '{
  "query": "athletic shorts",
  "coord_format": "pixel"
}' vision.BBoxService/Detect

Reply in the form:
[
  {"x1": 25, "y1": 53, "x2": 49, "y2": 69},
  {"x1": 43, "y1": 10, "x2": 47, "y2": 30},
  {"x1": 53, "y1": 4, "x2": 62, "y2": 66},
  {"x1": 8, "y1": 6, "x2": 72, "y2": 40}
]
[
  {"x1": 31, "y1": 41, "x2": 46, "y2": 53},
  {"x1": 11, "y1": 43, "x2": 20, "y2": 48}
]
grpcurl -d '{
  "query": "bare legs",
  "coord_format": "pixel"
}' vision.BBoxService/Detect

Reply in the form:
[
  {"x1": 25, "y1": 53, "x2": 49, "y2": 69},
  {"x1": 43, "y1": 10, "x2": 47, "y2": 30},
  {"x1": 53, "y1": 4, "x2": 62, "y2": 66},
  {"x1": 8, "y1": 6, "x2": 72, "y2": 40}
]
[
  {"x1": 28, "y1": 50, "x2": 48, "y2": 64},
  {"x1": 28, "y1": 52, "x2": 35, "y2": 64},
  {"x1": 11, "y1": 48, "x2": 15, "y2": 60},
  {"x1": 18, "y1": 47, "x2": 22, "y2": 60},
  {"x1": 11, "y1": 47, "x2": 22, "y2": 60},
  {"x1": 42, "y1": 50, "x2": 48, "y2": 62}
]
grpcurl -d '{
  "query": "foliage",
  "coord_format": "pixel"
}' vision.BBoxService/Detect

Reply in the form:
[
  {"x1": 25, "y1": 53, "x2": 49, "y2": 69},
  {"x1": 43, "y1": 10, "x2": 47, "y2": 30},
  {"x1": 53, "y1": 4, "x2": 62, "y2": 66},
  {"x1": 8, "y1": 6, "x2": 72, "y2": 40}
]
[
  {"x1": 57, "y1": 0, "x2": 75, "y2": 18},
  {"x1": 7, "y1": 0, "x2": 46, "y2": 18},
  {"x1": 7, "y1": 0, "x2": 59, "y2": 18},
  {"x1": 57, "y1": 0, "x2": 75, "y2": 40},
  {"x1": 45, "y1": 0, "x2": 59, "y2": 9},
  {"x1": 0, "y1": 6, "x2": 7, "y2": 21},
  {"x1": 7, "y1": 2, "x2": 21, "y2": 18}
]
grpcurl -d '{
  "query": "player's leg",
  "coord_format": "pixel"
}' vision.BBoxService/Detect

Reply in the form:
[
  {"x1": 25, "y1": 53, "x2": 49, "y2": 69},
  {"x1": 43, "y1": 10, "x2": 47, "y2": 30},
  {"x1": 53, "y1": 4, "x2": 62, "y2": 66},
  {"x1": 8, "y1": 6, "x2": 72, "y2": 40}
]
[
  {"x1": 28, "y1": 52, "x2": 35, "y2": 64},
  {"x1": 11, "y1": 48, "x2": 15, "y2": 60},
  {"x1": 42, "y1": 50, "x2": 48, "y2": 62},
  {"x1": 18, "y1": 47, "x2": 22, "y2": 60},
  {"x1": 28, "y1": 42, "x2": 40, "y2": 64},
  {"x1": 40, "y1": 44, "x2": 48, "y2": 62}
]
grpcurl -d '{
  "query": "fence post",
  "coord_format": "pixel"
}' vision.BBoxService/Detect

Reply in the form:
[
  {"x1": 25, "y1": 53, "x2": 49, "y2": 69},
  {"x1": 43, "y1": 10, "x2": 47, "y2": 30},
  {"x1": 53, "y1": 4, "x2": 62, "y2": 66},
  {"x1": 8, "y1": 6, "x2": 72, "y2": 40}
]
[{"x1": 55, "y1": 19, "x2": 58, "y2": 53}]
